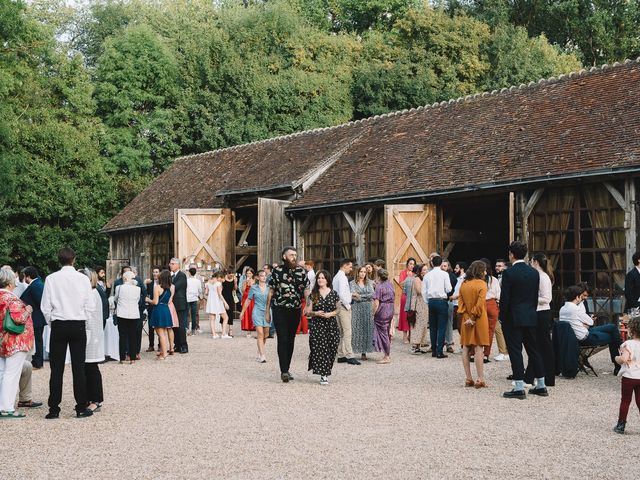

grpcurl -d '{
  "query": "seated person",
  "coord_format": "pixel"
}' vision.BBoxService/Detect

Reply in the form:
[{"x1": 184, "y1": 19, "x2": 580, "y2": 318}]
[{"x1": 559, "y1": 285, "x2": 622, "y2": 374}]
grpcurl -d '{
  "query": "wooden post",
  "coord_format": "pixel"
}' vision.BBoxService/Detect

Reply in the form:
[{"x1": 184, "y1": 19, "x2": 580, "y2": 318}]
[
  {"x1": 509, "y1": 192, "x2": 515, "y2": 244},
  {"x1": 625, "y1": 179, "x2": 637, "y2": 267},
  {"x1": 521, "y1": 188, "x2": 544, "y2": 246},
  {"x1": 348, "y1": 209, "x2": 375, "y2": 265}
]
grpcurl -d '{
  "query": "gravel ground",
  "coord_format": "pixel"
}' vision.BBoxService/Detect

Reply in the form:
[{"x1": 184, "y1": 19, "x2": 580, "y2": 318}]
[{"x1": 3, "y1": 322, "x2": 635, "y2": 480}]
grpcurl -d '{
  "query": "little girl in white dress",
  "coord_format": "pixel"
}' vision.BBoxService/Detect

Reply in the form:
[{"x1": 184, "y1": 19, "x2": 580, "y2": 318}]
[{"x1": 206, "y1": 271, "x2": 230, "y2": 338}]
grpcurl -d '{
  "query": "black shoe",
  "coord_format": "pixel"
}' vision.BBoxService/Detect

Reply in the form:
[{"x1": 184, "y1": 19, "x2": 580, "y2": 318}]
[
  {"x1": 431, "y1": 353, "x2": 437, "y2": 357},
  {"x1": 436, "y1": 353, "x2": 448, "y2": 359},
  {"x1": 337, "y1": 357, "x2": 348, "y2": 363},
  {"x1": 281, "y1": 372, "x2": 290, "y2": 383},
  {"x1": 179, "y1": 347, "x2": 188, "y2": 354},
  {"x1": 503, "y1": 389, "x2": 526, "y2": 399},
  {"x1": 613, "y1": 420, "x2": 626, "y2": 434},
  {"x1": 469, "y1": 356, "x2": 474, "y2": 363},
  {"x1": 613, "y1": 364, "x2": 621, "y2": 376},
  {"x1": 483, "y1": 356, "x2": 490, "y2": 364},
  {"x1": 506, "y1": 374, "x2": 514, "y2": 380},
  {"x1": 528, "y1": 387, "x2": 549, "y2": 397},
  {"x1": 346, "y1": 358, "x2": 361, "y2": 365},
  {"x1": 18, "y1": 401, "x2": 43, "y2": 408},
  {"x1": 76, "y1": 409, "x2": 94, "y2": 418},
  {"x1": 45, "y1": 412, "x2": 59, "y2": 419}
]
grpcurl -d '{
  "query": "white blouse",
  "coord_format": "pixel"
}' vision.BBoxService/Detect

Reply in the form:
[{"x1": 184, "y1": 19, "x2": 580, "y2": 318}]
[
  {"x1": 537, "y1": 271, "x2": 552, "y2": 311},
  {"x1": 486, "y1": 276, "x2": 501, "y2": 300},
  {"x1": 85, "y1": 289, "x2": 105, "y2": 363}
]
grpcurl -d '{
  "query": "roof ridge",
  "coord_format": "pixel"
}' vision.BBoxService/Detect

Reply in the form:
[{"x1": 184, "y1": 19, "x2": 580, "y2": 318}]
[{"x1": 171, "y1": 57, "x2": 640, "y2": 163}]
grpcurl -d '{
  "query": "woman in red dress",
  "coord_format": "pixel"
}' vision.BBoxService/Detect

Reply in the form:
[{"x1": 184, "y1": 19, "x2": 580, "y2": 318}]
[
  {"x1": 397, "y1": 258, "x2": 416, "y2": 344},
  {"x1": 240, "y1": 268, "x2": 256, "y2": 337}
]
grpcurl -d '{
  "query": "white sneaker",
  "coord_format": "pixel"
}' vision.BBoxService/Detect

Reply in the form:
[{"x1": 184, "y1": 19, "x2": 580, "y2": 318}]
[
  {"x1": 212, "y1": 334, "x2": 220, "y2": 339},
  {"x1": 221, "y1": 335, "x2": 232, "y2": 339},
  {"x1": 494, "y1": 353, "x2": 509, "y2": 361},
  {"x1": 320, "y1": 376, "x2": 329, "y2": 385}
]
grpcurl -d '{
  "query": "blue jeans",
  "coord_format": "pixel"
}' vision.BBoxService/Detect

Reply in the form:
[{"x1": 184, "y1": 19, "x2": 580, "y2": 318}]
[
  {"x1": 428, "y1": 299, "x2": 449, "y2": 355},
  {"x1": 580, "y1": 323, "x2": 622, "y2": 363},
  {"x1": 188, "y1": 301, "x2": 198, "y2": 331}
]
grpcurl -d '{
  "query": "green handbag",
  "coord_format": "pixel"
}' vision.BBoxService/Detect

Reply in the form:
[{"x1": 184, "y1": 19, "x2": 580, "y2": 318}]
[{"x1": 3, "y1": 308, "x2": 25, "y2": 335}]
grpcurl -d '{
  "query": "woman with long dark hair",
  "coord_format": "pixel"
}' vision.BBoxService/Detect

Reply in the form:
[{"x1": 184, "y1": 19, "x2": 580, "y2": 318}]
[
  {"x1": 457, "y1": 260, "x2": 489, "y2": 388},
  {"x1": 409, "y1": 264, "x2": 429, "y2": 354},
  {"x1": 350, "y1": 265, "x2": 375, "y2": 360},
  {"x1": 525, "y1": 253, "x2": 556, "y2": 386},
  {"x1": 240, "y1": 268, "x2": 256, "y2": 337},
  {"x1": 480, "y1": 258, "x2": 501, "y2": 364},
  {"x1": 397, "y1": 257, "x2": 416, "y2": 344},
  {"x1": 372, "y1": 269, "x2": 395, "y2": 364},
  {"x1": 147, "y1": 269, "x2": 174, "y2": 360},
  {"x1": 304, "y1": 270, "x2": 340, "y2": 385}
]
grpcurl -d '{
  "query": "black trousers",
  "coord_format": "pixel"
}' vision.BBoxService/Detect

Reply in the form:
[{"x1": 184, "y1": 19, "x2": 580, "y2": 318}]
[
  {"x1": 48, "y1": 321, "x2": 87, "y2": 414},
  {"x1": 85, "y1": 362, "x2": 104, "y2": 403},
  {"x1": 118, "y1": 317, "x2": 139, "y2": 361},
  {"x1": 524, "y1": 310, "x2": 556, "y2": 386},
  {"x1": 173, "y1": 309, "x2": 188, "y2": 351},
  {"x1": 503, "y1": 322, "x2": 543, "y2": 382},
  {"x1": 272, "y1": 306, "x2": 301, "y2": 374},
  {"x1": 32, "y1": 323, "x2": 44, "y2": 368},
  {"x1": 136, "y1": 316, "x2": 143, "y2": 356}
]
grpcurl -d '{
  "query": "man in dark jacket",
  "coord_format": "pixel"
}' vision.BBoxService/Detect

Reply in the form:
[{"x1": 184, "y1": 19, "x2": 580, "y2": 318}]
[
  {"x1": 499, "y1": 241, "x2": 547, "y2": 399},
  {"x1": 21, "y1": 267, "x2": 45, "y2": 369},
  {"x1": 624, "y1": 252, "x2": 640, "y2": 310},
  {"x1": 169, "y1": 258, "x2": 188, "y2": 354}
]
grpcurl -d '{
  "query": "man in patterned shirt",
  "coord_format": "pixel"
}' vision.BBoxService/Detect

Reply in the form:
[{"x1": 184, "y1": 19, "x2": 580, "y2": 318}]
[{"x1": 265, "y1": 246, "x2": 310, "y2": 383}]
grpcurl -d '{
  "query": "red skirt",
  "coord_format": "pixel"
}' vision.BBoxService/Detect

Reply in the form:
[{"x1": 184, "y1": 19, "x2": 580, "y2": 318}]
[
  {"x1": 297, "y1": 298, "x2": 308, "y2": 334},
  {"x1": 240, "y1": 288, "x2": 255, "y2": 331},
  {"x1": 397, "y1": 294, "x2": 410, "y2": 332}
]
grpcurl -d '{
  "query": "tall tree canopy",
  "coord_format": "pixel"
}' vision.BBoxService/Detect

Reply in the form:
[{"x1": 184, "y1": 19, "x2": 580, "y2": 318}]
[{"x1": 3, "y1": 0, "x2": 634, "y2": 272}]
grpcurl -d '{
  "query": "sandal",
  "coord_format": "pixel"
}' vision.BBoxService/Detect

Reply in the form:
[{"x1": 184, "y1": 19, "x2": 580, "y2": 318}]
[
  {"x1": 0, "y1": 411, "x2": 26, "y2": 419},
  {"x1": 376, "y1": 358, "x2": 391, "y2": 364},
  {"x1": 168, "y1": 350, "x2": 174, "y2": 356},
  {"x1": 465, "y1": 379, "x2": 475, "y2": 387},
  {"x1": 157, "y1": 355, "x2": 167, "y2": 361},
  {"x1": 474, "y1": 380, "x2": 488, "y2": 389},
  {"x1": 88, "y1": 403, "x2": 101, "y2": 412}
]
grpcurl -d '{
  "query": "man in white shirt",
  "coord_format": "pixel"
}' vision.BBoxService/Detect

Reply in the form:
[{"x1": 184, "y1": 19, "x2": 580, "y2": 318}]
[
  {"x1": 559, "y1": 284, "x2": 622, "y2": 374},
  {"x1": 41, "y1": 247, "x2": 95, "y2": 419},
  {"x1": 186, "y1": 267, "x2": 203, "y2": 335},
  {"x1": 423, "y1": 256, "x2": 452, "y2": 358},
  {"x1": 333, "y1": 259, "x2": 360, "y2": 365}
]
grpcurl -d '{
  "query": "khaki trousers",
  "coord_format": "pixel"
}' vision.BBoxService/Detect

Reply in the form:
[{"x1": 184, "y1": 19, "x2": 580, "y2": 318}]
[
  {"x1": 336, "y1": 305, "x2": 353, "y2": 359},
  {"x1": 19, "y1": 360, "x2": 32, "y2": 403},
  {"x1": 494, "y1": 321, "x2": 508, "y2": 355}
]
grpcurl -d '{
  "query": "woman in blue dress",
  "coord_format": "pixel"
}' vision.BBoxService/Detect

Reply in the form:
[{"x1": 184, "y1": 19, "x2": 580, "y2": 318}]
[
  {"x1": 146, "y1": 270, "x2": 174, "y2": 360},
  {"x1": 240, "y1": 270, "x2": 270, "y2": 363}
]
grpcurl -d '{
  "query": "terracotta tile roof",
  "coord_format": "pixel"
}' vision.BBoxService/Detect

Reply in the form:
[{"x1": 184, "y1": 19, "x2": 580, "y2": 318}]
[
  {"x1": 104, "y1": 58, "x2": 640, "y2": 231},
  {"x1": 290, "y1": 59, "x2": 640, "y2": 211}
]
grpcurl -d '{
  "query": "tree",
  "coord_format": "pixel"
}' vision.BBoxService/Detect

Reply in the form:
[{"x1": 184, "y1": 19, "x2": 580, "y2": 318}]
[
  {"x1": 94, "y1": 24, "x2": 184, "y2": 204},
  {"x1": 0, "y1": 1, "x2": 116, "y2": 273}
]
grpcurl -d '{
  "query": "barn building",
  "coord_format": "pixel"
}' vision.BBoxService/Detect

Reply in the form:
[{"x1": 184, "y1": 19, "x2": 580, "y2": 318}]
[{"x1": 103, "y1": 59, "x2": 640, "y2": 316}]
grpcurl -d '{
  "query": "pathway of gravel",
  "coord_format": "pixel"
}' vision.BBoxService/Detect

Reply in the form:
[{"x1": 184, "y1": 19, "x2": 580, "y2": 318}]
[{"x1": 3, "y1": 323, "x2": 634, "y2": 480}]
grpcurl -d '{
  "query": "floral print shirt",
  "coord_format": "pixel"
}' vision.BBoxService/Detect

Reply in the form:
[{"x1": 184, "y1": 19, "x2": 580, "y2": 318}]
[
  {"x1": 0, "y1": 289, "x2": 35, "y2": 357},
  {"x1": 268, "y1": 265, "x2": 309, "y2": 309}
]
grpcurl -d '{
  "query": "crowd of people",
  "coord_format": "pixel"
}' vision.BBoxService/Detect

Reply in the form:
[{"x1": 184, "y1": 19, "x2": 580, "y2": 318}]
[{"x1": 0, "y1": 243, "x2": 639, "y2": 436}]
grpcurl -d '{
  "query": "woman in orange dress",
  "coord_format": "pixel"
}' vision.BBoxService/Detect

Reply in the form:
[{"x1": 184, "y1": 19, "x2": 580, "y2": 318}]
[
  {"x1": 240, "y1": 268, "x2": 256, "y2": 337},
  {"x1": 397, "y1": 258, "x2": 416, "y2": 344},
  {"x1": 457, "y1": 260, "x2": 490, "y2": 389}
]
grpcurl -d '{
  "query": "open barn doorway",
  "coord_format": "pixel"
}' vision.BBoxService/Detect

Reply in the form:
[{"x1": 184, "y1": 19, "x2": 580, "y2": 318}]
[
  {"x1": 234, "y1": 207, "x2": 258, "y2": 273},
  {"x1": 440, "y1": 194, "x2": 511, "y2": 272}
]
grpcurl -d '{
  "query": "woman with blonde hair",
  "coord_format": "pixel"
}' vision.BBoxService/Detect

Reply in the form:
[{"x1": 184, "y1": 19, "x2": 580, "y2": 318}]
[
  {"x1": 0, "y1": 268, "x2": 34, "y2": 418},
  {"x1": 457, "y1": 260, "x2": 489, "y2": 388},
  {"x1": 81, "y1": 269, "x2": 104, "y2": 412},
  {"x1": 114, "y1": 271, "x2": 141, "y2": 364}
]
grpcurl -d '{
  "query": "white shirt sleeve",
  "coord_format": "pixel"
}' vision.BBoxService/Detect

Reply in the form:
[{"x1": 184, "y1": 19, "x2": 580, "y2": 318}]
[
  {"x1": 444, "y1": 272, "x2": 452, "y2": 294},
  {"x1": 335, "y1": 273, "x2": 352, "y2": 309},
  {"x1": 41, "y1": 278, "x2": 53, "y2": 324}
]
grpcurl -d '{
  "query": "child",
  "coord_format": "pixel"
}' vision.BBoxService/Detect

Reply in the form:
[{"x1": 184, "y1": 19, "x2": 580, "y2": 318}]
[
  {"x1": 614, "y1": 317, "x2": 640, "y2": 434},
  {"x1": 206, "y1": 271, "x2": 230, "y2": 339}
]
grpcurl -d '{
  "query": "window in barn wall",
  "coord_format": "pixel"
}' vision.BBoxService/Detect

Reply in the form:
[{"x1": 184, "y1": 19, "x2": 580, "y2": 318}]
[
  {"x1": 304, "y1": 214, "x2": 355, "y2": 275},
  {"x1": 528, "y1": 183, "x2": 626, "y2": 320},
  {"x1": 150, "y1": 229, "x2": 174, "y2": 275},
  {"x1": 365, "y1": 209, "x2": 385, "y2": 262}
]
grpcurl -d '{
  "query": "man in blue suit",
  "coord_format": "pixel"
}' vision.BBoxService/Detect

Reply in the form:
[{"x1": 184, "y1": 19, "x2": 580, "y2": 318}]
[
  {"x1": 499, "y1": 241, "x2": 547, "y2": 399},
  {"x1": 21, "y1": 266, "x2": 46, "y2": 369}
]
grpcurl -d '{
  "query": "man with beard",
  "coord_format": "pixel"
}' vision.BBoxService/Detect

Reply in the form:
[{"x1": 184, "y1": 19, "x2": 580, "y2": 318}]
[{"x1": 265, "y1": 247, "x2": 309, "y2": 383}]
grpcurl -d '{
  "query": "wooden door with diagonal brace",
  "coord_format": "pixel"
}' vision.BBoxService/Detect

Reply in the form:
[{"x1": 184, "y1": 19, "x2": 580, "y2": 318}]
[
  {"x1": 385, "y1": 204, "x2": 437, "y2": 315},
  {"x1": 174, "y1": 208, "x2": 234, "y2": 269}
]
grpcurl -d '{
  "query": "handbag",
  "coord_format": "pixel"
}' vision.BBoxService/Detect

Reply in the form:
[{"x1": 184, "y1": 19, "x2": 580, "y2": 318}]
[
  {"x1": 232, "y1": 292, "x2": 240, "y2": 304},
  {"x1": 3, "y1": 308, "x2": 25, "y2": 335}
]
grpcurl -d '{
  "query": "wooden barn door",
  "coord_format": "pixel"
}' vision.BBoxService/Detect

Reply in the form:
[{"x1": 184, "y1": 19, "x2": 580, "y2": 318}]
[
  {"x1": 258, "y1": 198, "x2": 292, "y2": 268},
  {"x1": 385, "y1": 204, "x2": 437, "y2": 314},
  {"x1": 174, "y1": 208, "x2": 233, "y2": 270}
]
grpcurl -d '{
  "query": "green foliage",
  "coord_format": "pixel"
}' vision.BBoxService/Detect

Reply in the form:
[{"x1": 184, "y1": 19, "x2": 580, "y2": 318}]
[{"x1": 1, "y1": 0, "x2": 606, "y2": 272}]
